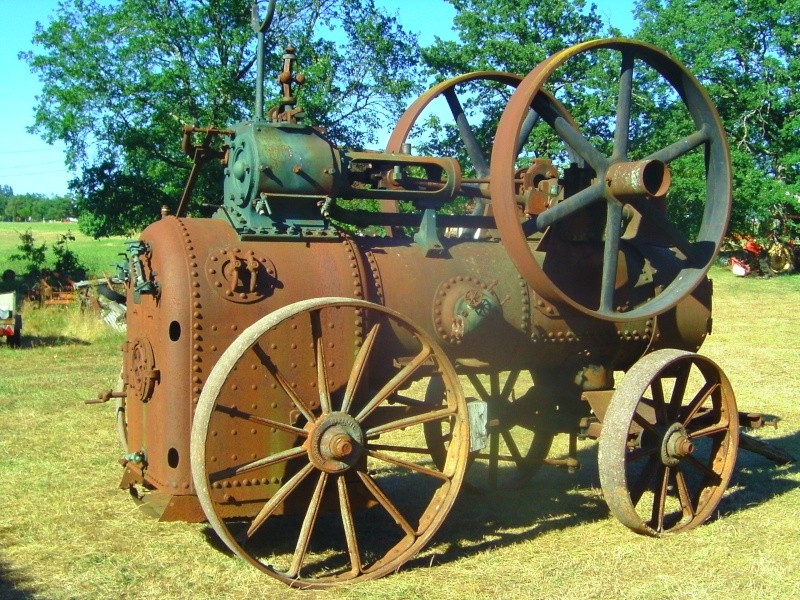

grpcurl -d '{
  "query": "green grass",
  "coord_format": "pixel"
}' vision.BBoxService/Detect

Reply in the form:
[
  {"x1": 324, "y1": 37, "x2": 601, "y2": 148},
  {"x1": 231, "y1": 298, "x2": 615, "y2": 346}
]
[
  {"x1": 1, "y1": 267, "x2": 799, "y2": 599},
  {"x1": 0, "y1": 222, "x2": 130, "y2": 280}
]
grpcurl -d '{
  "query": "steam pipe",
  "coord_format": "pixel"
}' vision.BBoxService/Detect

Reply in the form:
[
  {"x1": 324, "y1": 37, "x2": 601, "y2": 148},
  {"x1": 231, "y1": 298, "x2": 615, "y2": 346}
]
[{"x1": 252, "y1": 0, "x2": 277, "y2": 120}]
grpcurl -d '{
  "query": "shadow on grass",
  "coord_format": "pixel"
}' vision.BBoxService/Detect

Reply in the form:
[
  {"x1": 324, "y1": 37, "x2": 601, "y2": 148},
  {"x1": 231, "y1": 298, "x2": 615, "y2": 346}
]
[
  {"x1": 420, "y1": 430, "x2": 800, "y2": 570},
  {"x1": 721, "y1": 428, "x2": 800, "y2": 516},
  {"x1": 0, "y1": 557, "x2": 36, "y2": 600},
  {"x1": 10, "y1": 335, "x2": 91, "y2": 348},
  {"x1": 194, "y1": 430, "x2": 799, "y2": 579}
]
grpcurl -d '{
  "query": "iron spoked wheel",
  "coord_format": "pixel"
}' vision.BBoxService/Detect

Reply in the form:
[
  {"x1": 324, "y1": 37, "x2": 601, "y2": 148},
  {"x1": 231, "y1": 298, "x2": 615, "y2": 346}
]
[
  {"x1": 191, "y1": 298, "x2": 469, "y2": 588},
  {"x1": 598, "y1": 349, "x2": 739, "y2": 536},
  {"x1": 491, "y1": 39, "x2": 732, "y2": 321},
  {"x1": 424, "y1": 371, "x2": 555, "y2": 487}
]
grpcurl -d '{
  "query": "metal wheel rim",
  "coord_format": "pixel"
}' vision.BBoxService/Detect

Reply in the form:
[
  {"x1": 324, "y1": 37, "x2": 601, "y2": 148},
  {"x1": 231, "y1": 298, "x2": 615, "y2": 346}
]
[
  {"x1": 598, "y1": 349, "x2": 739, "y2": 536},
  {"x1": 191, "y1": 297, "x2": 469, "y2": 587}
]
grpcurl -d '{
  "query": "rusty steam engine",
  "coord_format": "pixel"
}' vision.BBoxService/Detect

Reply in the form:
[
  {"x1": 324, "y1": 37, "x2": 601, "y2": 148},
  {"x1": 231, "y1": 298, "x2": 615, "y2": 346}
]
[{"x1": 98, "y1": 0, "x2": 790, "y2": 588}]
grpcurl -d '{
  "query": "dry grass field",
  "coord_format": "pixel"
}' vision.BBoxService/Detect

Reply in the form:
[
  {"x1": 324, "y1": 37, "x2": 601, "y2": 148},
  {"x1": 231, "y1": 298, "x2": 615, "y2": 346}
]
[{"x1": 1, "y1": 266, "x2": 799, "y2": 599}]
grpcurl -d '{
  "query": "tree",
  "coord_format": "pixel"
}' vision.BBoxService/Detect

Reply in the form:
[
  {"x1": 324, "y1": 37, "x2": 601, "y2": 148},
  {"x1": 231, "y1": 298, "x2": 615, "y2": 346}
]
[
  {"x1": 9, "y1": 230, "x2": 48, "y2": 276},
  {"x1": 0, "y1": 192, "x2": 75, "y2": 222},
  {"x1": 633, "y1": 0, "x2": 800, "y2": 239},
  {"x1": 423, "y1": 0, "x2": 606, "y2": 77},
  {"x1": 23, "y1": 0, "x2": 422, "y2": 236}
]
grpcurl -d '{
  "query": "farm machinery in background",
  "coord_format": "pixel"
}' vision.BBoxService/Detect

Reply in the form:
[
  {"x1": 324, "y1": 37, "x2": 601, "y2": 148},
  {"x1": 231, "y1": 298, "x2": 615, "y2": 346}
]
[
  {"x1": 0, "y1": 290, "x2": 22, "y2": 347},
  {"x1": 96, "y1": 0, "x2": 793, "y2": 588}
]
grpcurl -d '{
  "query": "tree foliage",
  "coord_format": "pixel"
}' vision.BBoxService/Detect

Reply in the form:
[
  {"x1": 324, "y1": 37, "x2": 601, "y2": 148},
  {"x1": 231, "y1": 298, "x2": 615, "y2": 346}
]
[
  {"x1": 23, "y1": 0, "x2": 422, "y2": 236},
  {"x1": 0, "y1": 189, "x2": 76, "y2": 222},
  {"x1": 633, "y1": 0, "x2": 800, "y2": 239},
  {"x1": 9, "y1": 229, "x2": 87, "y2": 280},
  {"x1": 416, "y1": 0, "x2": 606, "y2": 165},
  {"x1": 424, "y1": 0, "x2": 605, "y2": 77}
]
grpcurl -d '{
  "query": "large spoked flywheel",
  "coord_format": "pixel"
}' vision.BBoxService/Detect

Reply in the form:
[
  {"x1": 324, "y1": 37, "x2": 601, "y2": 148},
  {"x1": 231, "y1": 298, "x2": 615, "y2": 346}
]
[
  {"x1": 190, "y1": 298, "x2": 469, "y2": 588},
  {"x1": 491, "y1": 39, "x2": 732, "y2": 321}
]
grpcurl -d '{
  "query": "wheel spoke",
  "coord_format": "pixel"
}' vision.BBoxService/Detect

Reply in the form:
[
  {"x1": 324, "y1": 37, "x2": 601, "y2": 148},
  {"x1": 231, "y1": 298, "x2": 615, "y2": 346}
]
[
  {"x1": 388, "y1": 394, "x2": 429, "y2": 408},
  {"x1": 647, "y1": 125, "x2": 710, "y2": 164},
  {"x1": 288, "y1": 471, "x2": 328, "y2": 578},
  {"x1": 367, "y1": 449, "x2": 450, "y2": 481},
  {"x1": 648, "y1": 464, "x2": 670, "y2": 532},
  {"x1": 650, "y1": 378, "x2": 669, "y2": 424},
  {"x1": 210, "y1": 445, "x2": 307, "y2": 482},
  {"x1": 465, "y1": 373, "x2": 490, "y2": 401},
  {"x1": 355, "y1": 344, "x2": 433, "y2": 423},
  {"x1": 668, "y1": 363, "x2": 691, "y2": 417},
  {"x1": 688, "y1": 421, "x2": 730, "y2": 439},
  {"x1": 516, "y1": 108, "x2": 540, "y2": 155},
  {"x1": 628, "y1": 454, "x2": 660, "y2": 506},
  {"x1": 368, "y1": 443, "x2": 432, "y2": 454},
  {"x1": 500, "y1": 429, "x2": 525, "y2": 468},
  {"x1": 627, "y1": 443, "x2": 659, "y2": 464},
  {"x1": 444, "y1": 88, "x2": 490, "y2": 178},
  {"x1": 337, "y1": 475, "x2": 362, "y2": 576},
  {"x1": 674, "y1": 466, "x2": 696, "y2": 519},
  {"x1": 367, "y1": 407, "x2": 455, "y2": 437},
  {"x1": 356, "y1": 471, "x2": 416, "y2": 537},
  {"x1": 525, "y1": 180, "x2": 606, "y2": 235},
  {"x1": 254, "y1": 343, "x2": 316, "y2": 424},
  {"x1": 613, "y1": 50, "x2": 635, "y2": 160},
  {"x1": 341, "y1": 321, "x2": 381, "y2": 415},
  {"x1": 212, "y1": 405, "x2": 308, "y2": 437},
  {"x1": 599, "y1": 202, "x2": 623, "y2": 313},
  {"x1": 500, "y1": 371, "x2": 521, "y2": 400},
  {"x1": 631, "y1": 409, "x2": 659, "y2": 435},
  {"x1": 681, "y1": 381, "x2": 719, "y2": 426},
  {"x1": 312, "y1": 311, "x2": 332, "y2": 415},
  {"x1": 247, "y1": 462, "x2": 315, "y2": 538},
  {"x1": 489, "y1": 371, "x2": 501, "y2": 397},
  {"x1": 682, "y1": 453, "x2": 723, "y2": 484},
  {"x1": 488, "y1": 428, "x2": 500, "y2": 488},
  {"x1": 532, "y1": 93, "x2": 608, "y2": 172}
]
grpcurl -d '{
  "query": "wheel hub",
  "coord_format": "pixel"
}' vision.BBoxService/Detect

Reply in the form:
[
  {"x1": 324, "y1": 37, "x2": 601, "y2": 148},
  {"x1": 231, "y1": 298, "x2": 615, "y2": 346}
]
[
  {"x1": 307, "y1": 412, "x2": 365, "y2": 473},
  {"x1": 661, "y1": 422, "x2": 694, "y2": 466}
]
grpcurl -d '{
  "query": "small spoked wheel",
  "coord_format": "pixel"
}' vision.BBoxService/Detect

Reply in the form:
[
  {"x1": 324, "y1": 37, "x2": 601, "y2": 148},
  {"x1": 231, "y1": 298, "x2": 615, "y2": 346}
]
[
  {"x1": 598, "y1": 349, "x2": 739, "y2": 535},
  {"x1": 191, "y1": 298, "x2": 469, "y2": 588}
]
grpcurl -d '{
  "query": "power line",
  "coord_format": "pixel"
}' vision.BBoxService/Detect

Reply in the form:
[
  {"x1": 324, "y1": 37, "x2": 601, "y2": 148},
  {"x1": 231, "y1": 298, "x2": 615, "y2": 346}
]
[
  {"x1": 3, "y1": 171, "x2": 70, "y2": 178},
  {"x1": 0, "y1": 148, "x2": 66, "y2": 155},
  {"x1": 0, "y1": 163, "x2": 69, "y2": 175}
]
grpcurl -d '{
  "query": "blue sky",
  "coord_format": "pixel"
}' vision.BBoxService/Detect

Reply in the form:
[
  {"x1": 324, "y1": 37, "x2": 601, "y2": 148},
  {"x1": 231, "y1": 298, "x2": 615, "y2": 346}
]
[{"x1": 1, "y1": 0, "x2": 636, "y2": 197}]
